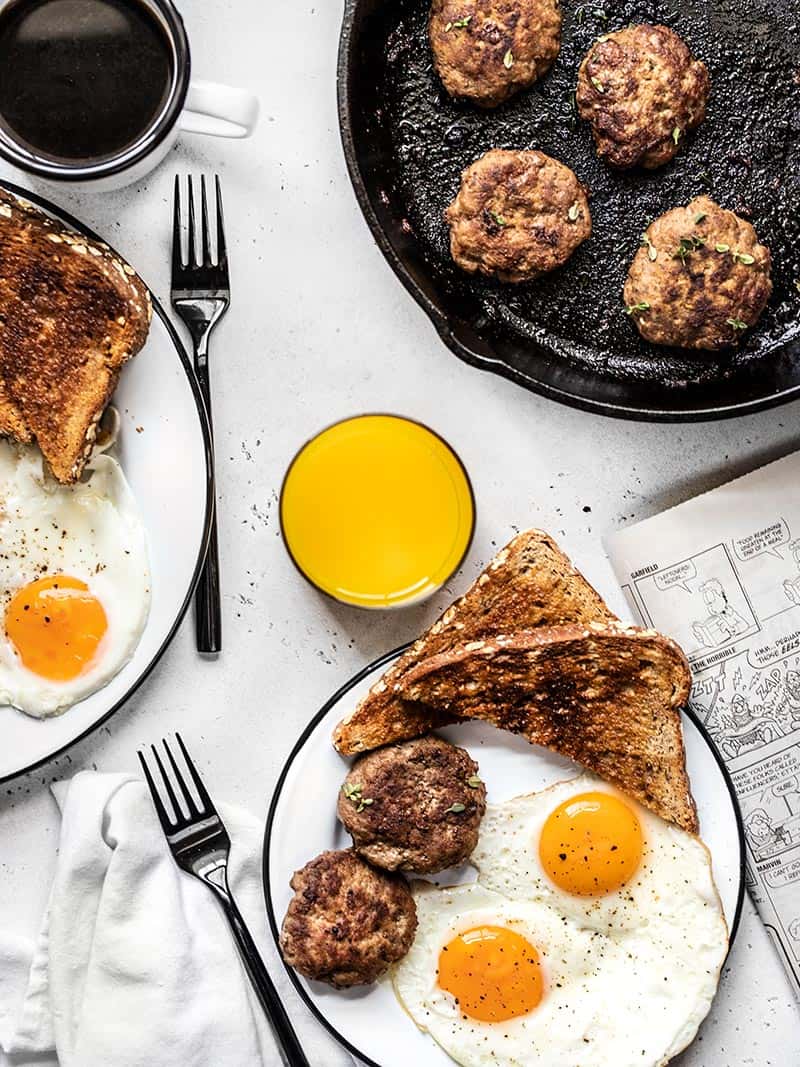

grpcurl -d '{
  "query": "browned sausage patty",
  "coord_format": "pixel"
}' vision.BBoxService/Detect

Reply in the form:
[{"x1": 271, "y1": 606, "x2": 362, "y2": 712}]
[
  {"x1": 280, "y1": 850, "x2": 417, "y2": 987},
  {"x1": 623, "y1": 196, "x2": 773, "y2": 351},
  {"x1": 445, "y1": 149, "x2": 591, "y2": 282},
  {"x1": 429, "y1": 0, "x2": 562, "y2": 108},
  {"x1": 576, "y1": 24, "x2": 710, "y2": 169},
  {"x1": 338, "y1": 735, "x2": 487, "y2": 873}
]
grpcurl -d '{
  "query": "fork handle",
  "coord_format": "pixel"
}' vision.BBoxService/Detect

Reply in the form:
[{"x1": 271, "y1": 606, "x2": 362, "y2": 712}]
[
  {"x1": 222, "y1": 895, "x2": 311, "y2": 1067},
  {"x1": 194, "y1": 354, "x2": 222, "y2": 654}
]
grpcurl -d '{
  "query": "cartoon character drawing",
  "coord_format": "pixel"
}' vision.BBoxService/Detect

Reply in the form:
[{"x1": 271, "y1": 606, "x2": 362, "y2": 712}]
[
  {"x1": 731, "y1": 693, "x2": 756, "y2": 726},
  {"x1": 785, "y1": 670, "x2": 800, "y2": 732},
  {"x1": 745, "y1": 808, "x2": 774, "y2": 844},
  {"x1": 717, "y1": 693, "x2": 782, "y2": 757},
  {"x1": 745, "y1": 808, "x2": 794, "y2": 858},
  {"x1": 745, "y1": 809, "x2": 778, "y2": 858},
  {"x1": 784, "y1": 540, "x2": 800, "y2": 605},
  {"x1": 692, "y1": 579, "x2": 750, "y2": 648}
]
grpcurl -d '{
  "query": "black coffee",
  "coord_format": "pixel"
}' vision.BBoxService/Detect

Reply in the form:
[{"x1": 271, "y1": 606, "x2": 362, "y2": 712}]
[{"x1": 0, "y1": 0, "x2": 172, "y2": 163}]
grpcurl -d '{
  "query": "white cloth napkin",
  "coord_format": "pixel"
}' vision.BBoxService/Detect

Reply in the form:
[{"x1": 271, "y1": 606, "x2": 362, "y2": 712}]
[{"x1": 0, "y1": 772, "x2": 275, "y2": 1067}]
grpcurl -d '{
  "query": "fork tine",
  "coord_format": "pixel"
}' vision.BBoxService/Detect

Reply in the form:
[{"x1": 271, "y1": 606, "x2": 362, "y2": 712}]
[
  {"x1": 175, "y1": 732, "x2": 215, "y2": 814},
  {"x1": 151, "y1": 742, "x2": 185, "y2": 825},
  {"x1": 214, "y1": 175, "x2": 227, "y2": 269},
  {"x1": 171, "y1": 174, "x2": 183, "y2": 273},
  {"x1": 200, "y1": 175, "x2": 212, "y2": 267},
  {"x1": 187, "y1": 176, "x2": 197, "y2": 267},
  {"x1": 163, "y1": 736, "x2": 203, "y2": 818},
  {"x1": 138, "y1": 749, "x2": 176, "y2": 835}
]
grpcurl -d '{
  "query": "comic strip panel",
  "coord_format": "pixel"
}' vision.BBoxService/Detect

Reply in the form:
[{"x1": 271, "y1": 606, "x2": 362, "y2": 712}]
[
  {"x1": 733, "y1": 747, "x2": 800, "y2": 965},
  {"x1": 634, "y1": 544, "x2": 759, "y2": 663},
  {"x1": 690, "y1": 654, "x2": 800, "y2": 758}
]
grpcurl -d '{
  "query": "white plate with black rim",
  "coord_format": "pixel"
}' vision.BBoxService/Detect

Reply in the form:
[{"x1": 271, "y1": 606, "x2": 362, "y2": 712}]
[
  {"x1": 264, "y1": 646, "x2": 746, "y2": 1067},
  {"x1": 0, "y1": 180, "x2": 213, "y2": 784}
]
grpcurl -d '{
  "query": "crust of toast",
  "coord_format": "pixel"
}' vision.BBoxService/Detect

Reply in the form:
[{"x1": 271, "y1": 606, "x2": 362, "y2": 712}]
[
  {"x1": 398, "y1": 623, "x2": 697, "y2": 832},
  {"x1": 0, "y1": 189, "x2": 151, "y2": 483},
  {"x1": 332, "y1": 530, "x2": 617, "y2": 755}
]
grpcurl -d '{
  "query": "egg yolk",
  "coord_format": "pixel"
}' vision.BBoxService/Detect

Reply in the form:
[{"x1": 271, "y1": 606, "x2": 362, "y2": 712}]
[
  {"x1": 438, "y1": 925, "x2": 543, "y2": 1023},
  {"x1": 539, "y1": 791, "x2": 643, "y2": 897},
  {"x1": 5, "y1": 575, "x2": 107, "y2": 681}
]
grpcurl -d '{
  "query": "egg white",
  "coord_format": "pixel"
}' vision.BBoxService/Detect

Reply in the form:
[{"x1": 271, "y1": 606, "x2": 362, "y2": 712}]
[
  {"x1": 0, "y1": 441, "x2": 150, "y2": 717},
  {"x1": 393, "y1": 776, "x2": 729, "y2": 1067},
  {"x1": 472, "y1": 773, "x2": 724, "y2": 937},
  {"x1": 393, "y1": 882, "x2": 612, "y2": 1067}
]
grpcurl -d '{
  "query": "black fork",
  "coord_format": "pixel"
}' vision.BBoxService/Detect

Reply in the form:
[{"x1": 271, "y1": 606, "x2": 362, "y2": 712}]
[
  {"x1": 139, "y1": 735, "x2": 310, "y2": 1067},
  {"x1": 171, "y1": 175, "x2": 230, "y2": 654}
]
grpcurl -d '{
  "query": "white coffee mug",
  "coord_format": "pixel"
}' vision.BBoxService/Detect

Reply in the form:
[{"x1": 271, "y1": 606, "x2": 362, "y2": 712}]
[{"x1": 0, "y1": 0, "x2": 259, "y2": 192}]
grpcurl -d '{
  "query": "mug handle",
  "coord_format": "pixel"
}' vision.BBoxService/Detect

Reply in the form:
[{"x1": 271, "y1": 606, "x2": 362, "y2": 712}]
[{"x1": 179, "y1": 79, "x2": 259, "y2": 139}]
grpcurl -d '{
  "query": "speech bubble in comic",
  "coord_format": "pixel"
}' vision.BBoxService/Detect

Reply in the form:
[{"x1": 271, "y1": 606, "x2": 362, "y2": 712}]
[
  {"x1": 773, "y1": 776, "x2": 800, "y2": 798},
  {"x1": 763, "y1": 856, "x2": 800, "y2": 890},
  {"x1": 733, "y1": 520, "x2": 791, "y2": 561},
  {"x1": 747, "y1": 628, "x2": 800, "y2": 671},
  {"x1": 654, "y1": 560, "x2": 697, "y2": 594}
]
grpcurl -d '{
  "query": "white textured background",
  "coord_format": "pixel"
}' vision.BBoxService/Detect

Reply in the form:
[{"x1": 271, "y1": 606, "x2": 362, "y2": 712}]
[{"x1": 0, "y1": 1, "x2": 798, "y2": 1063}]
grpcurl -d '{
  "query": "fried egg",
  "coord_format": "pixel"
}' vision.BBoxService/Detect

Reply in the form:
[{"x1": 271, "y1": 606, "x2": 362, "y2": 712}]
[
  {"x1": 393, "y1": 883, "x2": 610, "y2": 1067},
  {"x1": 0, "y1": 440, "x2": 150, "y2": 717},
  {"x1": 393, "y1": 775, "x2": 728, "y2": 1067},
  {"x1": 473, "y1": 773, "x2": 724, "y2": 936}
]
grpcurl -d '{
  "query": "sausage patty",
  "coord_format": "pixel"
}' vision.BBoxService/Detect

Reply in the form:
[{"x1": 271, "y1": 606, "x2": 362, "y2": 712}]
[
  {"x1": 623, "y1": 196, "x2": 773, "y2": 351},
  {"x1": 576, "y1": 24, "x2": 710, "y2": 169},
  {"x1": 429, "y1": 0, "x2": 562, "y2": 108},
  {"x1": 445, "y1": 148, "x2": 591, "y2": 283},
  {"x1": 279, "y1": 849, "x2": 417, "y2": 988},
  {"x1": 338, "y1": 735, "x2": 487, "y2": 873}
]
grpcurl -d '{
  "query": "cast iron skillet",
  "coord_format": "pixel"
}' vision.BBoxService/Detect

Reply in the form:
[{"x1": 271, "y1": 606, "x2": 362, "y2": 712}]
[{"x1": 338, "y1": 0, "x2": 800, "y2": 420}]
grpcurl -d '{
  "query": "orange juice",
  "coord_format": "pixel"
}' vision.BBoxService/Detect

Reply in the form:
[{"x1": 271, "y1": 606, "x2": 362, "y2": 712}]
[{"x1": 280, "y1": 415, "x2": 475, "y2": 608}]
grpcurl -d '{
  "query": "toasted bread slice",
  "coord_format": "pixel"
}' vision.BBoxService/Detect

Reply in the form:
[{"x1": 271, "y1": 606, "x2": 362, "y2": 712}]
[
  {"x1": 0, "y1": 373, "x2": 30, "y2": 442},
  {"x1": 398, "y1": 623, "x2": 697, "y2": 832},
  {"x1": 332, "y1": 530, "x2": 617, "y2": 755},
  {"x1": 0, "y1": 190, "x2": 151, "y2": 483}
]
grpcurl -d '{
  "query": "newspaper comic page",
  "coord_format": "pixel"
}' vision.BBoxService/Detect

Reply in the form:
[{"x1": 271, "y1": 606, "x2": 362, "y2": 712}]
[{"x1": 605, "y1": 451, "x2": 800, "y2": 997}]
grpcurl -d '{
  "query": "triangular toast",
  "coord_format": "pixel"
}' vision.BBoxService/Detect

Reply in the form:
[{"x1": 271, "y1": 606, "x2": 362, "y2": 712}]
[
  {"x1": 332, "y1": 530, "x2": 617, "y2": 755},
  {"x1": 0, "y1": 190, "x2": 151, "y2": 483},
  {"x1": 398, "y1": 623, "x2": 697, "y2": 832}
]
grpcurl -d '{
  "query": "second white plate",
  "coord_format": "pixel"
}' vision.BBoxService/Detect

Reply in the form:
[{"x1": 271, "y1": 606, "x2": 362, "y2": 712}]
[{"x1": 0, "y1": 183, "x2": 212, "y2": 783}]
